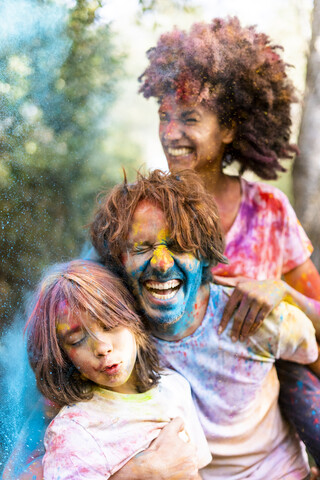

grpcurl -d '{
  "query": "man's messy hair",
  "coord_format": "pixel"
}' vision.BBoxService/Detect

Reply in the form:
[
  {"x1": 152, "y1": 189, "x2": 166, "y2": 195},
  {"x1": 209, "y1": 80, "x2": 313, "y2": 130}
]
[
  {"x1": 139, "y1": 17, "x2": 297, "y2": 180},
  {"x1": 91, "y1": 169, "x2": 227, "y2": 284}
]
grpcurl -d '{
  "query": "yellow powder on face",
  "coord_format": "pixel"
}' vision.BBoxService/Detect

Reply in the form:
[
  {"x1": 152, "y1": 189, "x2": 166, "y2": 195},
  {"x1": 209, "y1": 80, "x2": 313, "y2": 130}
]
[
  {"x1": 150, "y1": 245, "x2": 173, "y2": 270},
  {"x1": 56, "y1": 321, "x2": 70, "y2": 334}
]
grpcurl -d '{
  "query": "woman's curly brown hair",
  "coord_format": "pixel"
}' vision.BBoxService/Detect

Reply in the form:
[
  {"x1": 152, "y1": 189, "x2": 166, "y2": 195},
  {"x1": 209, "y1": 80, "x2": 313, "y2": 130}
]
[{"x1": 139, "y1": 17, "x2": 298, "y2": 180}]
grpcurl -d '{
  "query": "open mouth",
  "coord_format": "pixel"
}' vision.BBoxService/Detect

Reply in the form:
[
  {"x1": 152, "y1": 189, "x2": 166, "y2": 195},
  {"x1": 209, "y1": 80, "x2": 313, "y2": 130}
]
[
  {"x1": 144, "y1": 279, "x2": 182, "y2": 300},
  {"x1": 167, "y1": 147, "x2": 193, "y2": 157}
]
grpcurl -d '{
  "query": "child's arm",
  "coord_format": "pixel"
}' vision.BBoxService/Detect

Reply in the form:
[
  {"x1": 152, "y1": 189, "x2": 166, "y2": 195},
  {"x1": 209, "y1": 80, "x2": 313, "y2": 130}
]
[
  {"x1": 13, "y1": 418, "x2": 201, "y2": 480},
  {"x1": 110, "y1": 418, "x2": 200, "y2": 480},
  {"x1": 15, "y1": 457, "x2": 43, "y2": 480},
  {"x1": 43, "y1": 416, "x2": 110, "y2": 480}
]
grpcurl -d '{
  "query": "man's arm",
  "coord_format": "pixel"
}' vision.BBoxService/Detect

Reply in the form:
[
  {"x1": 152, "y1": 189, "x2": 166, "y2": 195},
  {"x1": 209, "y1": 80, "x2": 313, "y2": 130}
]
[
  {"x1": 111, "y1": 418, "x2": 200, "y2": 480},
  {"x1": 14, "y1": 418, "x2": 201, "y2": 480}
]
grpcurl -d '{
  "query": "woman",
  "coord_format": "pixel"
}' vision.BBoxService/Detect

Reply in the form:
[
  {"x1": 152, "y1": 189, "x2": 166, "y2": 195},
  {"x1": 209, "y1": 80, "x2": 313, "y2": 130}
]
[{"x1": 138, "y1": 16, "x2": 320, "y2": 470}]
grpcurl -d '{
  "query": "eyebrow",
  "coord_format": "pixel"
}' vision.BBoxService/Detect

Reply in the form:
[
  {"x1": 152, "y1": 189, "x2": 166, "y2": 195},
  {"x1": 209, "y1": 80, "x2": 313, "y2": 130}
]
[
  {"x1": 157, "y1": 108, "x2": 200, "y2": 116},
  {"x1": 181, "y1": 109, "x2": 200, "y2": 117},
  {"x1": 60, "y1": 324, "x2": 83, "y2": 341},
  {"x1": 127, "y1": 240, "x2": 153, "y2": 248}
]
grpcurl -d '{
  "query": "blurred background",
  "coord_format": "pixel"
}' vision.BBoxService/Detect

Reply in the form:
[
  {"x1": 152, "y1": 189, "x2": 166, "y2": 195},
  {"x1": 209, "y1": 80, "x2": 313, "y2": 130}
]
[{"x1": 0, "y1": 0, "x2": 319, "y2": 471}]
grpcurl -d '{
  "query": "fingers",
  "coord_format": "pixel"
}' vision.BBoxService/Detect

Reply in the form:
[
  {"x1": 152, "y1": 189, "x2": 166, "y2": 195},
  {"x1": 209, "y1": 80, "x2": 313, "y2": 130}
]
[
  {"x1": 212, "y1": 275, "x2": 239, "y2": 287},
  {"x1": 219, "y1": 280, "x2": 276, "y2": 340},
  {"x1": 248, "y1": 305, "x2": 272, "y2": 336},
  {"x1": 236, "y1": 300, "x2": 261, "y2": 340},
  {"x1": 218, "y1": 290, "x2": 241, "y2": 335},
  {"x1": 150, "y1": 417, "x2": 185, "y2": 449},
  {"x1": 164, "y1": 416, "x2": 185, "y2": 433}
]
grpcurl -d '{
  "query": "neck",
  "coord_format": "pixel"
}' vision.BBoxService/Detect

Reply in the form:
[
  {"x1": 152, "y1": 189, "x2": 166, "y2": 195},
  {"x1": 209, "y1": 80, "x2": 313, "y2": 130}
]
[
  {"x1": 197, "y1": 165, "x2": 234, "y2": 195},
  {"x1": 152, "y1": 283, "x2": 210, "y2": 341},
  {"x1": 197, "y1": 167, "x2": 241, "y2": 234}
]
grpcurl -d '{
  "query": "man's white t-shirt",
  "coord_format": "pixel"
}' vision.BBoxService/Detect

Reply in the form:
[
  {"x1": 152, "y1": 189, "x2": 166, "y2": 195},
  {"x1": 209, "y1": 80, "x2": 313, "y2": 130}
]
[{"x1": 154, "y1": 283, "x2": 318, "y2": 480}]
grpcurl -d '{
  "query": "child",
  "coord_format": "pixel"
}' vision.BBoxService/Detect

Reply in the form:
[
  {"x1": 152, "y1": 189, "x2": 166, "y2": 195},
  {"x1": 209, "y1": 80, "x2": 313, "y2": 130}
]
[{"x1": 26, "y1": 259, "x2": 211, "y2": 479}]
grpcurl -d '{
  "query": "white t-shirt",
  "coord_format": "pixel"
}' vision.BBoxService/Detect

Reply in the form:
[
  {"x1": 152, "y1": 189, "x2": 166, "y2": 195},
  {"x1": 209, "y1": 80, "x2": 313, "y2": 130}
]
[
  {"x1": 43, "y1": 369, "x2": 211, "y2": 480},
  {"x1": 154, "y1": 283, "x2": 318, "y2": 480}
]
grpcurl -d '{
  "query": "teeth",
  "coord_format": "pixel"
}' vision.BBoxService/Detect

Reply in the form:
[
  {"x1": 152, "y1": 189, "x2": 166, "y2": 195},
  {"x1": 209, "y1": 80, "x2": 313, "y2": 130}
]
[
  {"x1": 145, "y1": 280, "x2": 180, "y2": 290},
  {"x1": 144, "y1": 279, "x2": 181, "y2": 300},
  {"x1": 167, "y1": 147, "x2": 192, "y2": 156},
  {"x1": 150, "y1": 291, "x2": 177, "y2": 300}
]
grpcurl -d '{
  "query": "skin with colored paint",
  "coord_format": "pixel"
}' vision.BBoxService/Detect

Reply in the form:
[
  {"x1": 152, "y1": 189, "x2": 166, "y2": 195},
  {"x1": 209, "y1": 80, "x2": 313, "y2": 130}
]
[
  {"x1": 137, "y1": 18, "x2": 320, "y2": 472},
  {"x1": 158, "y1": 94, "x2": 320, "y2": 355},
  {"x1": 86, "y1": 169, "x2": 320, "y2": 479},
  {"x1": 122, "y1": 200, "x2": 210, "y2": 341},
  {"x1": 159, "y1": 96, "x2": 234, "y2": 175},
  {"x1": 58, "y1": 314, "x2": 138, "y2": 394},
  {"x1": 138, "y1": 16, "x2": 320, "y2": 350}
]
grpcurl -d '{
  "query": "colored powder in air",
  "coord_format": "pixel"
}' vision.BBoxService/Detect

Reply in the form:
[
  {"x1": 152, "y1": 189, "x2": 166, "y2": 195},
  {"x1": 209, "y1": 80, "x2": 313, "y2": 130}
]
[{"x1": 0, "y1": 316, "x2": 45, "y2": 478}]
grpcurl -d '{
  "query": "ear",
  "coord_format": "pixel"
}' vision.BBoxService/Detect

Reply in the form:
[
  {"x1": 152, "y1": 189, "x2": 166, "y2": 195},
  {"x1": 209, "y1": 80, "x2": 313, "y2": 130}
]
[
  {"x1": 222, "y1": 122, "x2": 236, "y2": 145},
  {"x1": 201, "y1": 257, "x2": 210, "y2": 267}
]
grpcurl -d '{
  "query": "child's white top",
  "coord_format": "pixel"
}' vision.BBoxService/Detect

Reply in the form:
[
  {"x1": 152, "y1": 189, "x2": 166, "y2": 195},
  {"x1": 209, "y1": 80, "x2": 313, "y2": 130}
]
[{"x1": 43, "y1": 369, "x2": 211, "y2": 480}]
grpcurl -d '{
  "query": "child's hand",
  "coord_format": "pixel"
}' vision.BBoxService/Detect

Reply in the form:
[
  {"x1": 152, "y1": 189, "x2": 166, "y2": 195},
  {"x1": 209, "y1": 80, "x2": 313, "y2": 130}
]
[{"x1": 215, "y1": 277, "x2": 287, "y2": 341}]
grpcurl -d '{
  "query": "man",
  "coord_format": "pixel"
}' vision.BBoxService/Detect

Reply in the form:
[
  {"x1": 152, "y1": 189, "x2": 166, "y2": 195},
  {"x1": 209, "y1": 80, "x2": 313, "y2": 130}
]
[{"x1": 90, "y1": 169, "x2": 318, "y2": 480}]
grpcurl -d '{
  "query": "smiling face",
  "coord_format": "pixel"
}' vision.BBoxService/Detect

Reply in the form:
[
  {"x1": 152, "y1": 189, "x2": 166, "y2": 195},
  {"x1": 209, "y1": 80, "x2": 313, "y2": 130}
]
[
  {"x1": 58, "y1": 313, "x2": 137, "y2": 394},
  {"x1": 159, "y1": 95, "x2": 234, "y2": 174},
  {"x1": 121, "y1": 200, "x2": 209, "y2": 340}
]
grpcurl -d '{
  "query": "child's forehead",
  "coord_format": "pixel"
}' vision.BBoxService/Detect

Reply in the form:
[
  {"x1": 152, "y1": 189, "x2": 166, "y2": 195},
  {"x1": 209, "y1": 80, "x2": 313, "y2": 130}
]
[
  {"x1": 56, "y1": 299, "x2": 69, "y2": 316},
  {"x1": 56, "y1": 314, "x2": 82, "y2": 335},
  {"x1": 55, "y1": 303, "x2": 92, "y2": 333}
]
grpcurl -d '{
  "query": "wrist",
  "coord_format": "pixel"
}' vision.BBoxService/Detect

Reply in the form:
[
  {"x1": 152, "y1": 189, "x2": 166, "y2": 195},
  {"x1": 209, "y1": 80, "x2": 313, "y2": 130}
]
[
  {"x1": 282, "y1": 282, "x2": 298, "y2": 306},
  {"x1": 126, "y1": 450, "x2": 164, "y2": 480}
]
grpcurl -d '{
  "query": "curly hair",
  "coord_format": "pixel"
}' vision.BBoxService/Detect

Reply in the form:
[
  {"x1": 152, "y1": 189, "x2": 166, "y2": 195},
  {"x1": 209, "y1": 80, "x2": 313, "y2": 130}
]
[
  {"x1": 26, "y1": 260, "x2": 161, "y2": 406},
  {"x1": 139, "y1": 17, "x2": 298, "y2": 180},
  {"x1": 90, "y1": 169, "x2": 227, "y2": 284}
]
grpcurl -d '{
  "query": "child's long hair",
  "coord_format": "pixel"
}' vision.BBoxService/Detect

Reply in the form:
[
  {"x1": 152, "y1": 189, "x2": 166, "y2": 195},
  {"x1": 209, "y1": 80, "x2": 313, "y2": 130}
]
[{"x1": 26, "y1": 260, "x2": 161, "y2": 406}]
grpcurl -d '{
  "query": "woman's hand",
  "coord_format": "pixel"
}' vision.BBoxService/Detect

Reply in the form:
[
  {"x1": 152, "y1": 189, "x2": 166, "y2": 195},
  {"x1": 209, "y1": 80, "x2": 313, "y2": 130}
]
[
  {"x1": 310, "y1": 466, "x2": 320, "y2": 480},
  {"x1": 214, "y1": 276, "x2": 287, "y2": 341}
]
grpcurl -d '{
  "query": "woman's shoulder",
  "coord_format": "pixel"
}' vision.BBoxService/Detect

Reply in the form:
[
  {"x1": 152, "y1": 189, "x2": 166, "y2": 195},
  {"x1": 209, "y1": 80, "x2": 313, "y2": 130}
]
[{"x1": 241, "y1": 178, "x2": 292, "y2": 212}]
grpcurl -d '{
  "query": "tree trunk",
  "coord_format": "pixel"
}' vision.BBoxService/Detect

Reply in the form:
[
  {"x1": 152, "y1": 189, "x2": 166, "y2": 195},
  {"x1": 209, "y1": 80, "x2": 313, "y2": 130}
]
[{"x1": 293, "y1": 0, "x2": 320, "y2": 269}]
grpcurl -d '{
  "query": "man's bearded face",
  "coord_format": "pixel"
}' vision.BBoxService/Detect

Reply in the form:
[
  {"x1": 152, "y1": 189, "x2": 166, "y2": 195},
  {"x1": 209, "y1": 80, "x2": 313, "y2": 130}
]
[{"x1": 121, "y1": 200, "x2": 205, "y2": 335}]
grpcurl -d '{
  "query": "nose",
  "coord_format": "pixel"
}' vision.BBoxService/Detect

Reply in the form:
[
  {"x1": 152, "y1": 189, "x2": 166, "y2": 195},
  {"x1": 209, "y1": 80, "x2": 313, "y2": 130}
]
[
  {"x1": 161, "y1": 120, "x2": 183, "y2": 142},
  {"x1": 150, "y1": 245, "x2": 174, "y2": 273},
  {"x1": 92, "y1": 336, "x2": 113, "y2": 357}
]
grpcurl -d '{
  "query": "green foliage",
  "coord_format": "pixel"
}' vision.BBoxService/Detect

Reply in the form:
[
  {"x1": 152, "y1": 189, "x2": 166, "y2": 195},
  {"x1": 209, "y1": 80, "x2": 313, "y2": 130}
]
[{"x1": 0, "y1": 0, "x2": 138, "y2": 328}]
